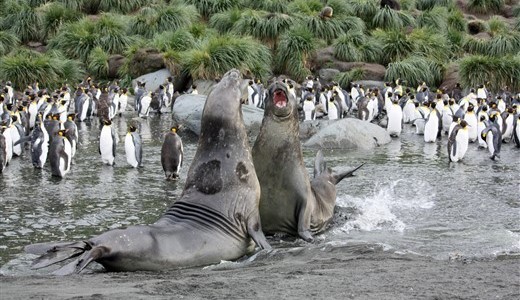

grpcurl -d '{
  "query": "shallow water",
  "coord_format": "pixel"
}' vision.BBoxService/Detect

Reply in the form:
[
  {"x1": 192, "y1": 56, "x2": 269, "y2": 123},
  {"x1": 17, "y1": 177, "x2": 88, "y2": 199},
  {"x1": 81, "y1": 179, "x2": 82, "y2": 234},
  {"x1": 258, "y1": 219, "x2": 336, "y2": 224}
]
[{"x1": 1, "y1": 113, "x2": 519, "y2": 276}]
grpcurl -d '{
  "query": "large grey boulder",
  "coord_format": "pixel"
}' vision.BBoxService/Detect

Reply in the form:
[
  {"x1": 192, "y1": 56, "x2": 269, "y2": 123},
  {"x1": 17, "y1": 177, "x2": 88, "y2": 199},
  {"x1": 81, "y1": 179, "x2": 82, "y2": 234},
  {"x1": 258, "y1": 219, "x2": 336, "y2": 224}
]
[
  {"x1": 303, "y1": 118, "x2": 391, "y2": 150},
  {"x1": 133, "y1": 69, "x2": 172, "y2": 93},
  {"x1": 172, "y1": 94, "x2": 264, "y2": 138}
]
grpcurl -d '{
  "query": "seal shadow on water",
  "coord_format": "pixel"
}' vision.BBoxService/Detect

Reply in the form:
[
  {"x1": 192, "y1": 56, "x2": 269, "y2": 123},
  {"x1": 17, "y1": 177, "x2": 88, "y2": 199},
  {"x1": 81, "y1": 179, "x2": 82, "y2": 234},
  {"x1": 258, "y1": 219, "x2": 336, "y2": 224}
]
[
  {"x1": 252, "y1": 79, "x2": 364, "y2": 242},
  {"x1": 24, "y1": 69, "x2": 271, "y2": 275}
]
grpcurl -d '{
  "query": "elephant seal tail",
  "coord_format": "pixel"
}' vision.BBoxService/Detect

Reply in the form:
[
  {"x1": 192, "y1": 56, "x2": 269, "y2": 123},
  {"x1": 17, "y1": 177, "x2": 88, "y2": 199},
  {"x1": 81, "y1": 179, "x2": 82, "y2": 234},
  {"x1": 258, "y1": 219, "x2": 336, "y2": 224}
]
[
  {"x1": 26, "y1": 241, "x2": 107, "y2": 275},
  {"x1": 313, "y1": 149, "x2": 364, "y2": 184}
]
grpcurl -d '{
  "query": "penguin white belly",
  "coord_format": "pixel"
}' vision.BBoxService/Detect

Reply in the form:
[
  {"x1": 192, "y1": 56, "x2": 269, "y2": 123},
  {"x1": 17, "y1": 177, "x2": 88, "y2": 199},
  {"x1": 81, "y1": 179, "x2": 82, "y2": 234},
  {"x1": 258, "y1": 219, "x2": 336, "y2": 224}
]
[
  {"x1": 29, "y1": 104, "x2": 38, "y2": 128},
  {"x1": 424, "y1": 116, "x2": 439, "y2": 142},
  {"x1": 477, "y1": 122, "x2": 487, "y2": 148},
  {"x1": 80, "y1": 99, "x2": 89, "y2": 121},
  {"x1": 10, "y1": 127, "x2": 22, "y2": 156},
  {"x1": 125, "y1": 134, "x2": 138, "y2": 168},
  {"x1": 176, "y1": 153, "x2": 183, "y2": 174},
  {"x1": 497, "y1": 101, "x2": 505, "y2": 113},
  {"x1": 100, "y1": 128, "x2": 115, "y2": 165},
  {"x1": 486, "y1": 132, "x2": 495, "y2": 156},
  {"x1": 140, "y1": 97, "x2": 151, "y2": 117},
  {"x1": 328, "y1": 103, "x2": 338, "y2": 120},
  {"x1": 442, "y1": 110, "x2": 452, "y2": 134},
  {"x1": 414, "y1": 118, "x2": 426, "y2": 135},
  {"x1": 366, "y1": 101, "x2": 375, "y2": 122},
  {"x1": 451, "y1": 129, "x2": 469, "y2": 162},
  {"x1": 387, "y1": 105, "x2": 403, "y2": 137},
  {"x1": 403, "y1": 102, "x2": 415, "y2": 123},
  {"x1": 60, "y1": 139, "x2": 72, "y2": 177},
  {"x1": 464, "y1": 114, "x2": 478, "y2": 142},
  {"x1": 119, "y1": 95, "x2": 128, "y2": 113},
  {"x1": 502, "y1": 116, "x2": 514, "y2": 141},
  {"x1": 303, "y1": 101, "x2": 315, "y2": 121}
]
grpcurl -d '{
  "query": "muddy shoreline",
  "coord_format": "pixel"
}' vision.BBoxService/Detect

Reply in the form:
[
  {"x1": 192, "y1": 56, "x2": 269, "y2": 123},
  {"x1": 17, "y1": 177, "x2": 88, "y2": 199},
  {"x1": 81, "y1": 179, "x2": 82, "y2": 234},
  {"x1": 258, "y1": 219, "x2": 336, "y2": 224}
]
[{"x1": 2, "y1": 250, "x2": 519, "y2": 300}]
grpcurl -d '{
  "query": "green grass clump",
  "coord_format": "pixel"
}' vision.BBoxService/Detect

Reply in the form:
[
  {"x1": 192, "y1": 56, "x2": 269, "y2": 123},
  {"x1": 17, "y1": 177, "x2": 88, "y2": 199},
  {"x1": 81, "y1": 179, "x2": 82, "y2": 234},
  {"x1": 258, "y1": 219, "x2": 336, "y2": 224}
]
[
  {"x1": 98, "y1": 0, "x2": 146, "y2": 14},
  {"x1": 487, "y1": 16, "x2": 508, "y2": 35},
  {"x1": 385, "y1": 56, "x2": 444, "y2": 88},
  {"x1": 0, "y1": 31, "x2": 20, "y2": 56},
  {"x1": 185, "y1": 0, "x2": 241, "y2": 20},
  {"x1": 153, "y1": 29, "x2": 196, "y2": 52},
  {"x1": 130, "y1": 4, "x2": 198, "y2": 38},
  {"x1": 275, "y1": 26, "x2": 316, "y2": 81},
  {"x1": 336, "y1": 68, "x2": 365, "y2": 90},
  {"x1": 459, "y1": 55, "x2": 520, "y2": 91},
  {"x1": 372, "y1": 6, "x2": 403, "y2": 30},
  {"x1": 417, "y1": 6, "x2": 449, "y2": 32},
  {"x1": 467, "y1": 0, "x2": 504, "y2": 14},
  {"x1": 40, "y1": 2, "x2": 82, "y2": 39},
  {"x1": 242, "y1": 0, "x2": 290, "y2": 13},
  {"x1": 0, "y1": 49, "x2": 83, "y2": 89},
  {"x1": 333, "y1": 30, "x2": 382, "y2": 63},
  {"x1": 208, "y1": 8, "x2": 242, "y2": 33},
  {"x1": 409, "y1": 28, "x2": 451, "y2": 61},
  {"x1": 231, "y1": 10, "x2": 294, "y2": 47},
  {"x1": 2, "y1": 3, "x2": 42, "y2": 42},
  {"x1": 348, "y1": 0, "x2": 378, "y2": 25},
  {"x1": 179, "y1": 34, "x2": 271, "y2": 80},
  {"x1": 415, "y1": 0, "x2": 453, "y2": 10},
  {"x1": 87, "y1": 46, "x2": 109, "y2": 79},
  {"x1": 373, "y1": 29, "x2": 414, "y2": 64}
]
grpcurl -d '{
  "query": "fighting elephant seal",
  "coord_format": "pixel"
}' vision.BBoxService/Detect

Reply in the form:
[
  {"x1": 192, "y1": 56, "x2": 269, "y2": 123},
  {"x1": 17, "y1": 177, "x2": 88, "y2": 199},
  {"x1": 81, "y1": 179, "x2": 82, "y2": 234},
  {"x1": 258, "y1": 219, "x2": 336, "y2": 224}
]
[
  {"x1": 25, "y1": 69, "x2": 270, "y2": 274},
  {"x1": 252, "y1": 80, "x2": 363, "y2": 241}
]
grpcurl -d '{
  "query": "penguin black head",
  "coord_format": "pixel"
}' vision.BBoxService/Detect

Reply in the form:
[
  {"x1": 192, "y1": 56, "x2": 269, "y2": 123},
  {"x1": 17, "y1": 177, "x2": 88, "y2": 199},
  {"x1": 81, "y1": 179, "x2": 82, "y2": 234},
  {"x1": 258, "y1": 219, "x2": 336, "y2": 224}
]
[
  {"x1": 467, "y1": 104, "x2": 474, "y2": 112},
  {"x1": 52, "y1": 114, "x2": 59, "y2": 121},
  {"x1": 6, "y1": 103, "x2": 13, "y2": 111},
  {"x1": 459, "y1": 119, "x2": 468, "y2": 128},
  {"x1": 249, "y1": 80, "x2": 254, "y2": 85},
  {"x1": 103, "y1": 119, "x2": 112, "y2": 126},
  {"x1": 482, "y1": 105, "x2": 488, "y2": 112},
  {"x1": 57, "y1": 129, "x2": 67, "y2": 137},
  {"x1": 0, "y1": 95, "x2": 4, "y2": 102},
  {"x1": 436, "y1": 94, "x2": 442, "y2": 99},
  {"x1": 167, "y1": 76, "x2": 173, "y2": 83},
  {"x1": 67, "y1": 113, "x2": 75, "y2": 121},
  {"x1": 479, "y1": 115, "x2": 486, "y2": 122},
  {"x1": 414, "y1": 101, "x2": 419, "y2": 107},
  {"x1": 489, "y1": 113, "x2": 498, "y2": 122},
  {"x1": 60, "y1": 100, "x2": 67, "y2": 105},
  {"x1": 443, "y1": 99, "x2": 448, "y2": 105},
  {"x1": 129, "y1": 125, "x2": 137, "y2": 132},
  {"x1": 452, "y1": 115, "x2": 460, "y2": 122},
  {"x1": 470, "y1": 88, "x2": 475, "y2": 93},
  {"x1": 11, "y1": 115, "x2": 18, "y2": 122}
]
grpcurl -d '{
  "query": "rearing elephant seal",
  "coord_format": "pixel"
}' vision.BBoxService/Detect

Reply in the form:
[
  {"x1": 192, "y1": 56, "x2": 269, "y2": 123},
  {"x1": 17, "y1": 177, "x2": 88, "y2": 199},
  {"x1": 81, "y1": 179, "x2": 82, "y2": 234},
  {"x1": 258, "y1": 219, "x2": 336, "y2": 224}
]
[
  {"x1": 25, "y1": 69, "x2": 270, "y2": 275},
  {"x1": 252, "y1": 80, "x2": 363, "y2": 241}
]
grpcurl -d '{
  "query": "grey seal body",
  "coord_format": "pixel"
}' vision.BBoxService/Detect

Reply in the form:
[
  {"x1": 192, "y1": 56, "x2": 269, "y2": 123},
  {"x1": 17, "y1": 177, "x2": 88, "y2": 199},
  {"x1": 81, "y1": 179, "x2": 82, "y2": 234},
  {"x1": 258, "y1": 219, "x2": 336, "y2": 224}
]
[
  {"x1": 26, "y1": 69, "x2": 270, "y2": 275},
  {"x1": 252, "y1": 81, "x2": 363, "y2": 241}
]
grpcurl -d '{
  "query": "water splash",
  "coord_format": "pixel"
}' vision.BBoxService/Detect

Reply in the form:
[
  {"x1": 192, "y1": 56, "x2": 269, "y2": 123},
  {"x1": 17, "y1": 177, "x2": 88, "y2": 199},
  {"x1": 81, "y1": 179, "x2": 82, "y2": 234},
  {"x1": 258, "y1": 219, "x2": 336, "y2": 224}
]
[{"x1": 334, "y1": 180, "x2": 435, "y2": 234}]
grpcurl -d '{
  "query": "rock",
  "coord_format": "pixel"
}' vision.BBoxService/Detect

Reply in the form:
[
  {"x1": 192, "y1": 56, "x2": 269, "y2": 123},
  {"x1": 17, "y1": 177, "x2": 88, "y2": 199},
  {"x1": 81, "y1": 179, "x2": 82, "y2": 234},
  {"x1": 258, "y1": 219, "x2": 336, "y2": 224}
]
[
  {"x1": 127, "y1": 48, "x2": 165, "y2": 78},
  {"x1": 439, "y1": 64, "x2": 460, "y2": 94},
  {"x1": 318, "y1": 69, "x2": 341, "y2": 83},
  {"x1": 172, "y1": 94, "x2": 264, "y2": 139},
  {"x1": 108, "y1": 55, "x2": 125, "y2": 79},
  {"x1": 133, "y1": 69, "x2": 172, "y2": 94},
  {"x1": 303, "y1": 118, "x2": 391, "y2": 150}
]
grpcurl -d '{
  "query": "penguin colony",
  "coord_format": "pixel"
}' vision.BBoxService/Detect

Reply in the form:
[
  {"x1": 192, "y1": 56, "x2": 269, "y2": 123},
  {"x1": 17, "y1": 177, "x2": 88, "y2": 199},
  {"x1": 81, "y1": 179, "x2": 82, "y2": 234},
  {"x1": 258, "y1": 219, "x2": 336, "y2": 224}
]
[
  {"x1": 286, "y1": 76, "x2": 519, "y2": 162},
  {"x1": 0, "y1": 76, "x2": 183, "y2": 178},
  {"x1": 2, "y1": 75, "x2": 518, "y2": 176}
]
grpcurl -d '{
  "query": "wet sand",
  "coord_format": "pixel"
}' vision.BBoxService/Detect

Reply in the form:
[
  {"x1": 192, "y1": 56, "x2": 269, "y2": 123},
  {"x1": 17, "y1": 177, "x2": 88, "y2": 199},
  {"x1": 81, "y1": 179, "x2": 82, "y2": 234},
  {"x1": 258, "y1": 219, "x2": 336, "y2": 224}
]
[{"x1": 2, "y1": 249, "x2": 519, "y2": 300}]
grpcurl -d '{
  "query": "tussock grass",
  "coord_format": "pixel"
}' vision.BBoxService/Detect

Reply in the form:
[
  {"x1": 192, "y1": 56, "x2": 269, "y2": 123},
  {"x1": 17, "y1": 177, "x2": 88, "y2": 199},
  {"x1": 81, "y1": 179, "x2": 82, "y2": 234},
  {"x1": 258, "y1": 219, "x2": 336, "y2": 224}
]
[
  {"x1": 274, "y1": 26, "x2": 315, "y2": 81},
  {"x1": 0, "y1": 31, "x2": 20, "y2": 56},
  {"x1": 467, "y1": 0, "x2": 504, "y2": 14},
  {"x1": 336, "y1": 68, "x2": 365, "y2": 90},
  {"x1": 459, "y1": 55, "x2": 520, "y2": 91},
  {"x1": 385, "y1": 56, "x2": 444, "y2": 88},
  {"x1": 87, "y1": 46, "x2": 109, "y2": 79}
]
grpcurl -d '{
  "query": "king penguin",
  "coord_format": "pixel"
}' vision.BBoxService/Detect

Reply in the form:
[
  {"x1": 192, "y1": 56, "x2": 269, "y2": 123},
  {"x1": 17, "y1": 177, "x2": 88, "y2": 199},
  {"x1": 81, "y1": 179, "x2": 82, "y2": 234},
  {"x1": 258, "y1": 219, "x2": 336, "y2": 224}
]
[
  {"x1": 477, "y1": 115, "x2": 488, "y2": 148},
  {"x1": 513, "y1": 113, "x2": 520, "y2": 148},
  {"x1": 31, "y1": 115, "x2": 49, "y2": 169},
  {"x1": 63, "y1": 113, "x2": 78, "y2": 158},
  {"x1": 0, "y1": 128, "x2": 7, "y2": 172},
  {"x1": 387, "y1": 98, "x2": 403, "y2": 137},
  {"x1": 481, "y1": 116, "x2": 502, "y2": 160},
  {"x1": 161, "y1": 127, "x2": 183, "y2": 180},
  {"x1": 124, "y1": 125, "x2": 142, "y2": 168},
  {"x1": 448, "y1": 119, "x2": 469, "y2": 162},
  {"x1": 49, "y1": 129, "x2": 72, "y2": 178},
  {"x1": 99, "y1": 119, "x2": 116, "y2": 166},
  {"x1": 464, "y1": 104, "x2": 478, "y2": 142},
  {"x1": 424, "y1": 103, "x2": 441, "y2": 143},
  {"x1": 139, "y1": 92, "x2": 152, "y2": 118}
]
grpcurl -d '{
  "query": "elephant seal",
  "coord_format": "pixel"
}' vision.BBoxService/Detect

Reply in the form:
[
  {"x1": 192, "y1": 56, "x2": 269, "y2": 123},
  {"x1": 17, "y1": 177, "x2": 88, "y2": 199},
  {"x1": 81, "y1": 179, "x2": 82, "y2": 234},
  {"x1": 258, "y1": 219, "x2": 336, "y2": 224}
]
[
  {"x1": 25, "y1": 69, "x2": 270, "y2": 275},
  {"x1": 252, "y1": 80, "x2": 363, "y2": 241}
]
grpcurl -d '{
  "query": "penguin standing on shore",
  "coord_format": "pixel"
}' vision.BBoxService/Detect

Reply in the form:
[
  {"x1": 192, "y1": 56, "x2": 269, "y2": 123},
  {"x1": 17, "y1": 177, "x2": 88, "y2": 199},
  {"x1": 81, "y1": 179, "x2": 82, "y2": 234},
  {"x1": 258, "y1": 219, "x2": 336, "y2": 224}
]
[
  {"x1": 387, "y1": 98, "x2": 403, "y2": 137},
  {"x1": 118, "y1": 88, "x2": 128, "y2": 116},
  {"x1": 448, "y1": 120, "x2": 469, "y2": 162},
  {"x1": 481, "y1": 117, "x2": 502, "y2": 160},
  {"x1": 49, "y1": 129, "x2": 72, "y2": 178},
  {"x1": 99, "y1": 119, "x2": 116, "y2": 166},
  {"x1": 139, "y1": 92, "x2": 151, "y2": 118},
  {"x1": 161, "y1": 127, "x2": 183, "y2": 180},
  {"x1": 424, "y1": 103, "x2": 441, "y2": 143},
  {"x1": 64, "y1": 114, "x2": 78, "y2": 158},
  {"x1": 30, "y1": 117, "x2": 49, "y2": 169},
  {"x1": 124, "y1": 125, "x2": 142, "y2": 168},
  {"x1": 513, "y1": 113, "x2": 520, "y2": 148},
  {"x1": 464, "y1": 104, "x2": 478, "y2": 142},
  {"x1": 477, "y1": 115, "x2": 488, "y2": 148},
  {"x1": 501, "y1": 107, "x2": 515, "y2": 142}
]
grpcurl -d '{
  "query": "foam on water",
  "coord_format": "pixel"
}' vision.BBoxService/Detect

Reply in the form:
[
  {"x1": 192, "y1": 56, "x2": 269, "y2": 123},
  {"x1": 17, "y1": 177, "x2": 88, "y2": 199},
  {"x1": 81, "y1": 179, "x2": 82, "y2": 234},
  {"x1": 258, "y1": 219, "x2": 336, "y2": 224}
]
[{"x1": 333, "y1": 180, "x2": 435, "y2": 234}]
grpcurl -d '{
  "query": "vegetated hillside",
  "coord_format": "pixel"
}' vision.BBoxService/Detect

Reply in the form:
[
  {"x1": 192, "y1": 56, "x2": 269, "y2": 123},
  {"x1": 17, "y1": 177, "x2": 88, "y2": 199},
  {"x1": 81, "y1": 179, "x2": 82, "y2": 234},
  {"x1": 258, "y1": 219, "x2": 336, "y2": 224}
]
[{"x1": 0, "y1": 0, "x2": 518, "y2": 93}]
